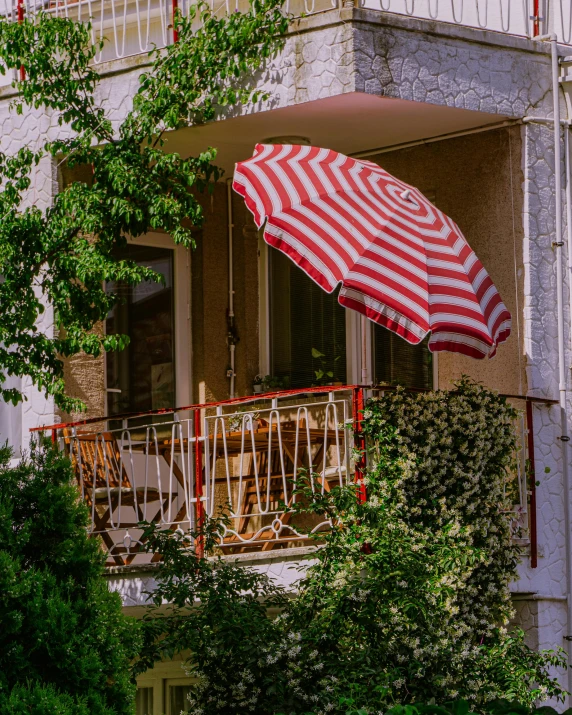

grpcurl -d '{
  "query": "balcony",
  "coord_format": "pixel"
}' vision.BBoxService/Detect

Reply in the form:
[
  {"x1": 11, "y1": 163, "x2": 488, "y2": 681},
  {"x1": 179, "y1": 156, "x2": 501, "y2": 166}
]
[
  {"x1": 1, "y1": 0, "x2": 571, "y2": 68},
  {"x1": 44, "y1": 386, "x2": 354, "y2": 565},
  {"x1": 33, "y1": 385, "x2": 546, "y2": 567}
]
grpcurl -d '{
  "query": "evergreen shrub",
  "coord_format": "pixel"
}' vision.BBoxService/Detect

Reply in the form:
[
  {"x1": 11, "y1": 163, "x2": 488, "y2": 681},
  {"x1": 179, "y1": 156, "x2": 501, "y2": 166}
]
[{"x1": 0, "y1": 444, "x2": 140, "y2": 715}]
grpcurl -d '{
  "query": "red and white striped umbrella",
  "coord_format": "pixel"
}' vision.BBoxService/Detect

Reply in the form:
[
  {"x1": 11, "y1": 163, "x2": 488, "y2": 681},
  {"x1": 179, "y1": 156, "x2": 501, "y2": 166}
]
[{"x1": 233, "y1": 144, "x2": 511, "y2": 359}]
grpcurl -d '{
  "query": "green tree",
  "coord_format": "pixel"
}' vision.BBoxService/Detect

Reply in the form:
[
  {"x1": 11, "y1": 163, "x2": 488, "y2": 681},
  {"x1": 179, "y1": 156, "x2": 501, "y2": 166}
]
[
  {"x1": 133, "y1": 518, "x2": 288, "y2": 714},
  {"x1": 0, "y1": 0, "x2": 287, "y2": 411},
  {"x1": 0, "y1": 443, "x2": 141, "y2": 714}
]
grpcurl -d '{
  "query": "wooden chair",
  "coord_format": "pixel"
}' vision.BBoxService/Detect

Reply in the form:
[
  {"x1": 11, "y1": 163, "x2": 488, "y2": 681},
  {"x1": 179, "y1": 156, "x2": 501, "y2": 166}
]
[{"x1": 62, "y1": 429, "x2": 179, "y2": 565}]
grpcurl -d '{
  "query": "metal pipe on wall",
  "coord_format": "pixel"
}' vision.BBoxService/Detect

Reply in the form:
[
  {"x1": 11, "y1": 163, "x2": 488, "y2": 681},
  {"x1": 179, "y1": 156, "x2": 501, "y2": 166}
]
[
  {"x1": 537, "y1": 31, "x2": 572, "y2": 694},
  {"x1": 565, "y1": 124, "x2": 572, "y2": 384},
  {"x1": 227, "y1": 179, "x2": 237, "y2": 399},
  {"x1": 361, "y1": 315, "x2": 369, "y2": 384}
]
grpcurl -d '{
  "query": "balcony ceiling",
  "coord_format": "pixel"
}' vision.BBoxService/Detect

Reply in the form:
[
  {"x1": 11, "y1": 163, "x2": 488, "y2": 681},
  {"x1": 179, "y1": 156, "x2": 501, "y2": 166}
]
[{"x1": 163, "y1": 92, "x2": 510, "y2": 176}]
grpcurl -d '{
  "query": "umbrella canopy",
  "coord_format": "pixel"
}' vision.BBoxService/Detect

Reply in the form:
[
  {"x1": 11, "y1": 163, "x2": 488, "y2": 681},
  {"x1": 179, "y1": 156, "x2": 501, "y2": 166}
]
[{"x1": 233, "y1": 144, "x2": 511, "y2": 359}]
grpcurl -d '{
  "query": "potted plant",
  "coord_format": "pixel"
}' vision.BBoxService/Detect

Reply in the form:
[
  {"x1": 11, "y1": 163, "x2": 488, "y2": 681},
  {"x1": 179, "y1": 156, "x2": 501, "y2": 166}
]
[
  {"x1": 261, "y1": 375, "x2": 289, "y2": 392},
  {"x1": 253, "y1": 374, "x2": 264, "y2": 394},
  {"x1": 312, "y1": 348, "x2": 342, "y2": 386}
]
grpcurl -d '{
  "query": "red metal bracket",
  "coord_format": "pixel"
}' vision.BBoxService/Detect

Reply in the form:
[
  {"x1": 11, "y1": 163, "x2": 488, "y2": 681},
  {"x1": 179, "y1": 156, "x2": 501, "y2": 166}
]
[
  {"x1": 172, "y1": 0, "x2": 179, "y2": 43},
  {"x1": 526, "y1": 400, "x2": 538, "y2": 568},
  {"x1": 532, "y1": 0, "x2": 540, "y2": 37},
  {"x1": 194, "y1": 408, "x2": 204, "y2": 557},
  {"x1": 17, "y1": 0, "x2": 25, "y2": 81},
  {"x1": 353, "y1": 387, "x2": 366, "y2": 503}
]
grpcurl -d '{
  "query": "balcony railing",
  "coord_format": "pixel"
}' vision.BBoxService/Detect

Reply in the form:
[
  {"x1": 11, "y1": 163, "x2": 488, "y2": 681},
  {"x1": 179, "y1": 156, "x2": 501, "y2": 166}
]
[
  {"x1": 0, "y1": 0, "x2": 570, "y2": 70},
  {"x1": 35, "y1": 386, "x2": 355, "y2": 565},
  {"x1": 31, "y1": 385, "x2": 549, "y2": 567}
]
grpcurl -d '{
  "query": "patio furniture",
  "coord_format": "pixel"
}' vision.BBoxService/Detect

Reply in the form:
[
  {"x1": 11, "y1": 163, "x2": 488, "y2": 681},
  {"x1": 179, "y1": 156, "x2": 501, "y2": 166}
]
[{"x1": 62, "y1": 429, "x2": 183, "y2": 565}]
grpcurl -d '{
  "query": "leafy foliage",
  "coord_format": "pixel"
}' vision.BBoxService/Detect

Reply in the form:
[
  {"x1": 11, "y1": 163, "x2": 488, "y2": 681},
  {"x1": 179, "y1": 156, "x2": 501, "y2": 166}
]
[
  {"x1": 0, "y1": 0, "x2": 287, "y2": 411},
  {"x1": 311, "y1": 346, "x2": 342, "y2": 385},
  {"x1": 137, "y1": 380, "x2": 567, "y2": 714},
  {"x1": 381, "y1": 700, "x2": 572, "y2": 715},
  {"x1": 0, "y1": 443, "x2": 141, "y2": 714},
  {"x1": 132, "y1": 517, "x2": 288, "y2": 713}
]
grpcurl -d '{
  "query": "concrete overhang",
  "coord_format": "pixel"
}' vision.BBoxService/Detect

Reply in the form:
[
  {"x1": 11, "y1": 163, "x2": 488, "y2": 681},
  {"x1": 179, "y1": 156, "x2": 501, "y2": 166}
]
[{"x1": 163, "y1": 92, "x2": 512, "y2": 175}]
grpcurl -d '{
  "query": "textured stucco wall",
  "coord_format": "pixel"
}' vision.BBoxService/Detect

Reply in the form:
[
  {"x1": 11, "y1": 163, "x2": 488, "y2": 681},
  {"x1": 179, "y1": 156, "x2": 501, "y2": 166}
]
[
  {"x1": 0, "y1": 104, "x2": 59, "y2": 445},
  {"x1": 191, "y1": 185, "x2": 259, "y2": 404}
]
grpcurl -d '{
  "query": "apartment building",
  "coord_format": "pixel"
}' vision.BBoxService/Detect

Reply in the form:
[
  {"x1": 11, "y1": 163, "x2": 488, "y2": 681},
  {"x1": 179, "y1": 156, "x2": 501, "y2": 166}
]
[{"x1": 2, "y1": 0, "x2": 572, "y2": 710}]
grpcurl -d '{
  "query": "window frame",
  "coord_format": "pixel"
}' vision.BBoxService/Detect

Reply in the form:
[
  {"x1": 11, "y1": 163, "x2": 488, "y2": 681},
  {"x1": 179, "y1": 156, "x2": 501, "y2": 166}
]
[
  {"x1": 105, "y1": 232, "x2": 192, "y2": 412},
  {"x1": 135, "y1": 662, "x2": 196, "y2": 715},
  {"x1": 259, "y1": 233, "x2": 439, "y2": 389}
]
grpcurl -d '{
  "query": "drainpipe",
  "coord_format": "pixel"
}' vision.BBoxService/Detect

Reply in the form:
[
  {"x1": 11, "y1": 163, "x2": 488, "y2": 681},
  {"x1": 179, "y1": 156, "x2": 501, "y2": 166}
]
[
  {"x1": 566, "y1": 124, "x2": 572, "y2": 378},
  {"x1": 536, "y1": 32, "x2": 572, "y2": 693},
  {"x1": 564, "y1": 120, "x2": 572, "y2": 694},
  {"x1": 227, "y1": 179, "x2": 237, "y2": 399}
]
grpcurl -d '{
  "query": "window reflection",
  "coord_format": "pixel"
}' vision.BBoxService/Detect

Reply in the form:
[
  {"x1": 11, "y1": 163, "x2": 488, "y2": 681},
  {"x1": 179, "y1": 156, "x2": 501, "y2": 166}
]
[
  {"x1": 106, "y1": 245, "x2": 175, "y2": 416},
  {"x1": 169, "y1": 684, "x2": 193, "y2": 715},
  {"x1": 373, "y1": 326, "x2": 432, "y2": 389},
  {"x1": 270, "y1": 248, "x2": 347, "y2": 388}
]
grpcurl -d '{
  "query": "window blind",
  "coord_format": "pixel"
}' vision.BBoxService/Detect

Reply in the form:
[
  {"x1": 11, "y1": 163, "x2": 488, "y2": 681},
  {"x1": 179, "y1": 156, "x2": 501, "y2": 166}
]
[
  {"x1": 270, "y1": 248, "x2": 347, "y2": 388},
  {"x1": 373, "y1": 327, "x2": 433, "y2": 389},
  {"x1": 269, "y1": 246, "x2": 432, "y2": 390}
]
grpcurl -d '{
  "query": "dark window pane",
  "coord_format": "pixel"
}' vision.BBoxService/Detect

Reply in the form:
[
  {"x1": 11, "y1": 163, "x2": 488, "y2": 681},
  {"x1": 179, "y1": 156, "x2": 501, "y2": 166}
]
[
  {"x1": 373, "y1": 326, "x2": 433, "y2": 389},
  {"x1": 169, "y1": 685, "x2": 192, "y2": 715},
  {"x1": 135, "y1": 687, "x2": 154, "y2": 715},
  {"x1": 270, "y1": 248, "x2": 347, "y2": 389},
  {"x1": 106, "y1": 245, "x2": 175, "y2": 416}
]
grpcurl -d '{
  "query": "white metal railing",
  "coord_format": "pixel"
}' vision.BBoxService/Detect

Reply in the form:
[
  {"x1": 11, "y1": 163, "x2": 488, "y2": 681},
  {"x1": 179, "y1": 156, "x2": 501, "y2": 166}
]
[
  {"x1": 32, "y1": 384, "x2": 543, "y2": 567},
  {"x1": 1, "y1": 0, "x2": 571, "y2": 70},
  {"x1": 0, "y1": 0, "x2": 336, "y2": 65},
  {"x1": 52, "y1": 388, "x2": 354, "y2": 566},
  {"x1": 362, "y1": 1, "x2": 572, "y2": 43},
  {"x1": 365, "y1": 0, "x2": 531, "y2": 37}
]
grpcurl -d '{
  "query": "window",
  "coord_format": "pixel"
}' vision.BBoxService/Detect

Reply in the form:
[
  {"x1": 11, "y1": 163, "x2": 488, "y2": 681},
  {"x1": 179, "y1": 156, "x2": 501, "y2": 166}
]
[
  {"x1": 135, "y1": 670, "x2": 195, "y2": 715},
  {"x1": 106, "y1": 244, "x2": 175, "y2": 415},
  {"x1": 269, "y1": 247, "x2": 346, "y2": 388},
  {"x1": 167, "y1": 680, "x2": 194, "y2": 715},
  {"x1": 373, "y1": 327, "x2": 433, "y2": 389},
  {"x1": 135, "y1": 687, "x2": 154, "y2": 715},
  {"x1": 265, "y1": 243, "x2": 434, "y2": 390}
]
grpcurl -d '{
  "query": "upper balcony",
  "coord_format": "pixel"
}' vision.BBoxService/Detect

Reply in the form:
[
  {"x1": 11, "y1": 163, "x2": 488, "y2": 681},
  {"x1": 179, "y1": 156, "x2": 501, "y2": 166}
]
[{"x1": 1, "y1": 0, "x2": 570, "y2": 68}]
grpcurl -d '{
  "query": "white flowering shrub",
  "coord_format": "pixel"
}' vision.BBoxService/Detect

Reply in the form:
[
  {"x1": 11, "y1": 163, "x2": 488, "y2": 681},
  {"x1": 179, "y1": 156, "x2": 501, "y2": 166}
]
[
  {"x1": 279, "y1": 379, "x2": 565, "y2": 712},
  {"x1": 135, "y1": 379, "x2": 567, "y2": 715},
  {"x1": 363, "y1": 377, "x2": 521, "y2": 646}
]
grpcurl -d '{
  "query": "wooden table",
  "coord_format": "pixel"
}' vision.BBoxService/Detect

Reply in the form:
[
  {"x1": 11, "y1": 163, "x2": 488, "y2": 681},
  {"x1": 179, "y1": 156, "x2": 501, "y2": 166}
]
[{"x1": 144, "y1": 420, "x2": 343, "y2": 551}]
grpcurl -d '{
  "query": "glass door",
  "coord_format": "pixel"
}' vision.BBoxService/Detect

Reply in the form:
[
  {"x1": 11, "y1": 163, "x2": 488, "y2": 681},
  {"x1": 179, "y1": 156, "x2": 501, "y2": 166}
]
[{"x1": 106, "y1": 244, "x2": 175, "y2": 416}]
